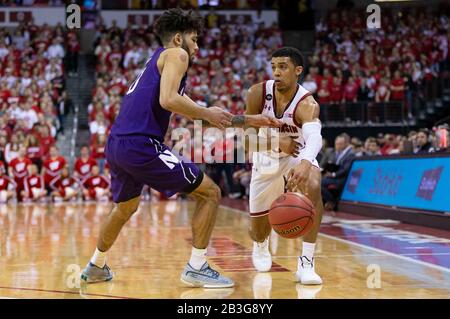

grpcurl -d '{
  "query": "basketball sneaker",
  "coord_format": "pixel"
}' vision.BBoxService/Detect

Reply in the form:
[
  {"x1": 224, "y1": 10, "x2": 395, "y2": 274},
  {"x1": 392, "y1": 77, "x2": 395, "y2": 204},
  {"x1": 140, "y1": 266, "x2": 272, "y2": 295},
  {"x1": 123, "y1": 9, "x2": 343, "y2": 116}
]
[
  {"x1": 295, "y1": 256, "x2": 322, "y2": 285},
  {"x1": 180, "y1": 262, "x2": 234, "y2": 288},
  {"x1": 80, "y1": 262, "x2": 113, "y2": 283},
  {"x1": 252, "y1": 238, "x2": 272, "y2": 272}
]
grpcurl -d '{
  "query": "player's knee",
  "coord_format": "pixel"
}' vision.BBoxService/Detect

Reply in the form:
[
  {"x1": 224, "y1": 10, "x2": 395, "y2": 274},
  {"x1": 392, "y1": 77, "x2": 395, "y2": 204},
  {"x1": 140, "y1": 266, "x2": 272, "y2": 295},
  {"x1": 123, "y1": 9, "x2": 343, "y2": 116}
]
[
  {"x1": 191, "y1": 177, "x2": 221, "y2": 203},
  {"x1": 210, "y1": 183, "x2": 221, "y2": 203},
  {"x1": 117, "y1": 200, "x2": 139, "y2": 221},
  {"x1": 307, "y1": 180, "x2": 321, "y2": 201}
]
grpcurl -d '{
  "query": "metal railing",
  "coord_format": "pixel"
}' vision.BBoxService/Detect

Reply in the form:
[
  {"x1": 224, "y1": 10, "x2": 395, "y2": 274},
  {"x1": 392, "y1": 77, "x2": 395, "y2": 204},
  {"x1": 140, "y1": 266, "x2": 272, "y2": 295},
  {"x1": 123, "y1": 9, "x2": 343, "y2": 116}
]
[
  {"x1": 69, "y1": 104, "x2": 79, "y2": 170},
  {"x1": 320, "y1": 101, "x2": 408, "y2": 126}
]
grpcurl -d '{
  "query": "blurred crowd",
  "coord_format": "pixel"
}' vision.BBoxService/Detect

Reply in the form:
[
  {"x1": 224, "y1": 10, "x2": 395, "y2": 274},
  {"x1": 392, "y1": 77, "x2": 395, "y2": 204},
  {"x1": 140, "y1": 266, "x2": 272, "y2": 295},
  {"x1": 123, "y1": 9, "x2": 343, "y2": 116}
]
[
  {"x1": 0, "y1": 8, "x2": 449, "y2": 205},
  {"x1": 305, "y1": 9, "x2": 449, "y2": 123},
  {"x1": 0, "y1": 20, "x2": 99, "y2": 204}
]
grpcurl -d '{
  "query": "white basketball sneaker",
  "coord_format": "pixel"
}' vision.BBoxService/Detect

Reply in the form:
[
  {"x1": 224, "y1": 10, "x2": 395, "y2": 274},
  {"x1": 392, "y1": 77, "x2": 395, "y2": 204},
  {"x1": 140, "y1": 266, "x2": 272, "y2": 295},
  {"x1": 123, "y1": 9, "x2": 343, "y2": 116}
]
[
  {"x1": 295, "y1": 256, "x2": 322, "y2": 285},
  {"x1": 252, "y1": 238, "x2": 272, "y2": 272}
]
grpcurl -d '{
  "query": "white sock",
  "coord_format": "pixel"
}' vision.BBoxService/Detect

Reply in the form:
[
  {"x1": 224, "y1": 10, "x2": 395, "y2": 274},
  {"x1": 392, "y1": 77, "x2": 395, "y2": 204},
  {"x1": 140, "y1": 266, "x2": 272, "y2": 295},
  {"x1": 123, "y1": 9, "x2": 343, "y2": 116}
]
[
  {"x1": 189, "y1": 247, "x2": 207, "y2": 270},
  {"x1": 255, "y1": 237, "x2": 269, "y2": 251},
  {"x1": 90, "y1": 247, "x2": 107, "y2": 268},
  {"x1": 301, "y1": 242, "x2": 316, "y2": 261}
]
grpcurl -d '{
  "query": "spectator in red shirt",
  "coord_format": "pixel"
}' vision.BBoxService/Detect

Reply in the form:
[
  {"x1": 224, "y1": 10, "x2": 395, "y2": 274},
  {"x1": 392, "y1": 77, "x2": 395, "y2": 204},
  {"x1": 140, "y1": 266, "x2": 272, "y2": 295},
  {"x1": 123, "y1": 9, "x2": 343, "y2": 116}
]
[
  {"x1": 8, "y1": 145, "x2": 32, "y2": 199},
  {"x1": 74, "y1": 145, "x2": 97, "y2": 182},
  {"x1": 380, "y1": 134, "x2": 397, "y2": 155},
  {"x1": 91, "y1": 134, "x2": 107, "y2": 173},
  {"x1": 375, "y1": 78, "x2": 391, "y2": 102},
  {"x1": 42, "y1": 145, "x2": 67, "y2": 191},
  {"x1": 343, "y1": 76, "x2": 359, "y2": 103},
  {"x1": 317, "y1": 79, "x2": 331, "y2": 104},
  {"x1": 37, "y1": 125, "x2": 55, "y2": 156},
  {"x1": 21, "y1": 164, "x2": 46, "y2": 202},
  {"x1": 82, "y1": 165, "x2": 111, "y2": 202},
  {"x1": 50, "y1": 167, "x2": 81, "y2": 202},
  {"x1": 390, "y1": 71, "x2": 405, "y2": 101},
  {"x1": 329, "y1": 76, "x2": 343, "y2": 104},
  {"x1": 0, "y1": 167, "x2": 16, "y2": 203},
  {"x1": 25, "y1": 134, "x2": 43, "y2": 171}
]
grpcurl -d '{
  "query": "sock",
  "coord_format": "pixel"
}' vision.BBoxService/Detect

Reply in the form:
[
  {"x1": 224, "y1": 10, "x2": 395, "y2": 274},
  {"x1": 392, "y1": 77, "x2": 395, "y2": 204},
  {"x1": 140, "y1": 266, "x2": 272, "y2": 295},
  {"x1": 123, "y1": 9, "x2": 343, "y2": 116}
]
[
  {"x1": 301, "y1": 242, "x2": 316, "y2": 261},
  {"x1": 255, "y1": 237, "x2": 269, "y2": 250},
  {"x1": 189, "y1": 247, "x2": 207, "y2": 270},
  {"x1": 90, "y1": 247, "x2": 107, "y2": 268}
]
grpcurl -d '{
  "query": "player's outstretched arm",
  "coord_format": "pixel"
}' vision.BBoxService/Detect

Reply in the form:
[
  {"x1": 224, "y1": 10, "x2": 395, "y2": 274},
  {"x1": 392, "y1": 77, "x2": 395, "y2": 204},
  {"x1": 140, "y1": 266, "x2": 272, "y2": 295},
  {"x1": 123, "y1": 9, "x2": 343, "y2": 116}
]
[
  {"x1": 159, "y1": 48, "x2": 233, "y2": 129},
  {"x1": 240, "y1": 83, "x2": 299, "y2": 155},
  {"x1": 228, "y1": 85, "x2": 283, "y2": 128},
  {"x1": 230, "y1": 113, "x2": 283, "y2": 128}
]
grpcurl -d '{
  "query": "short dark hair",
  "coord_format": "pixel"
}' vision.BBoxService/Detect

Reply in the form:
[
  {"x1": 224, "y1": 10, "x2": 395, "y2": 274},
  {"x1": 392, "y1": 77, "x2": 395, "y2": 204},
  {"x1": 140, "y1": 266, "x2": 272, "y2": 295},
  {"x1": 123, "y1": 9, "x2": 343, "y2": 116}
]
[
  {"x1": 337, "y1": 133, "x2": 351, "y2": 144},
  {"x1": 272, "y1": 47, "x2": 304, "y2": 67},
  {"x1": 154, "y1": 8, "x2": 204, "y2": 44},
  {"x1": 419, "y1": 128, "x2": 430, "y2": 137}
]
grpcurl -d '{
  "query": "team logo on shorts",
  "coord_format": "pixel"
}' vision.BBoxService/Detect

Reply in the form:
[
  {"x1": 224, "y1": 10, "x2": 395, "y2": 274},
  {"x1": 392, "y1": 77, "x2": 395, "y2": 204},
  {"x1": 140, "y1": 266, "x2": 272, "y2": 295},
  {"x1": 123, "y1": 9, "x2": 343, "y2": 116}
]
[{"x1": 265, "y1": 94, "x2": 273, "y2": 101}]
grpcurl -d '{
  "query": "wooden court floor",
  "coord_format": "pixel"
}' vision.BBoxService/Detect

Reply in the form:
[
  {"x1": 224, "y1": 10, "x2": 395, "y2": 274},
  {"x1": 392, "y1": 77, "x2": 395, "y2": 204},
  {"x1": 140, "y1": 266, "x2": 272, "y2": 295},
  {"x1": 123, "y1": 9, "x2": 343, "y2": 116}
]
[{"x1": 0, "y1": 200, "x2": 449, "y2": 299}]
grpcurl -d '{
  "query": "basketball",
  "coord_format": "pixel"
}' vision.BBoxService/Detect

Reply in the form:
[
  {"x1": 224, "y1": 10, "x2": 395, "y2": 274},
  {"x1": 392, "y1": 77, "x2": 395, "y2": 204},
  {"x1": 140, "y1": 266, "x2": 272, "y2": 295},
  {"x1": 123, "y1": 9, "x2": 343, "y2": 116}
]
[{"x1": 268, "y1": 192, "x2": 315, "y2": 239}]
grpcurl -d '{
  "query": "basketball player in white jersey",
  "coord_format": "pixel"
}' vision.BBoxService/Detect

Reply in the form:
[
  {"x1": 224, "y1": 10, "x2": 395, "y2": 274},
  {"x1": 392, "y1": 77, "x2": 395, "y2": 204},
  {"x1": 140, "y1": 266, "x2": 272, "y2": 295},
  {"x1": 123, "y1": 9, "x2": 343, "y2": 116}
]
[{"x1": 246, "y1": 47, "x2": 324, "y2": 285}]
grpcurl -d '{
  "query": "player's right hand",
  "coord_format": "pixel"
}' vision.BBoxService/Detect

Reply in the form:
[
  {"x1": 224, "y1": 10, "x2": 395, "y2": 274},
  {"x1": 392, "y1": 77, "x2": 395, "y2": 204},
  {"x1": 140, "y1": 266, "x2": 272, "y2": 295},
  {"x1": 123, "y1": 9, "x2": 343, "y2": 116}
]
[
  {"x1": 205, "y1": 106, "x2": 234, "y2": 129},
  {"x1": 279, "y1": 136, "x2": 300, "y2": 157}
]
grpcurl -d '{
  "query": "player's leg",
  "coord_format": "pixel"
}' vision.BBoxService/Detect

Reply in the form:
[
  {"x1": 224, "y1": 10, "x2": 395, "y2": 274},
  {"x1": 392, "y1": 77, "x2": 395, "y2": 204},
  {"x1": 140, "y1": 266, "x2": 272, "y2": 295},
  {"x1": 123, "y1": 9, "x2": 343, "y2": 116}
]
[
  {"x1": 187, "y1": 174, "x2": 220, "y2": 249},
  {"x1": 249, "y1": 165, "x2": 285, "y2": 272},
  {"x1": 249, "y1": 215, "x2": 272, "y2": 272},
  {"x1": 118, "y1": 138, "x2": 233, "y2": 288},
  {"x1": 81, "y1": 195, "x2": 141, "y2": 283},
  {"x1": 82, "y1": 135, "x2": 144, "y2": 283},
  {"x1": 179, "y1": 173, "x2": 234, "y2": 288},
  {"x1": 295, "y1": 166, "x2": 323, "y2": 285},
  {"x1": 97, "y1": 196, "x2": 141, "y2": 252}
]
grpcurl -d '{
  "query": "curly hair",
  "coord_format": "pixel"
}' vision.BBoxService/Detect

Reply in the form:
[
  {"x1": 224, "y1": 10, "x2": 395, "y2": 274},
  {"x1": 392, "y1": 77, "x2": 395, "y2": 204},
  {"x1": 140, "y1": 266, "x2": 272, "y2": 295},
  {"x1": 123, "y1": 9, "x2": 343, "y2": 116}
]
[{"x1": 154, "y1": 8, "x2": 204, "y2": 44}]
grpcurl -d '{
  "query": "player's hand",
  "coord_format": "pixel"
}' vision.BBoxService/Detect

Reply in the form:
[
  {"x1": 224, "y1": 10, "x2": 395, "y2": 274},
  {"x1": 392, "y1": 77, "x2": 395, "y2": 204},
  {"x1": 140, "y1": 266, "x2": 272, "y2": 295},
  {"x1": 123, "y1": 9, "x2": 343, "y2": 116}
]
[
  {"x1": 278, "y1": 136, "x2": 300, "y2": 157},
  {"x1": 246, "y1": 114, "x2": 283, "y2": 128},
  {"x1": 286, "y1": 160, "x2": 312, "y2": 193},
  {"x1": 205, "y1": 106, "x2": 233, "y2": 129}
]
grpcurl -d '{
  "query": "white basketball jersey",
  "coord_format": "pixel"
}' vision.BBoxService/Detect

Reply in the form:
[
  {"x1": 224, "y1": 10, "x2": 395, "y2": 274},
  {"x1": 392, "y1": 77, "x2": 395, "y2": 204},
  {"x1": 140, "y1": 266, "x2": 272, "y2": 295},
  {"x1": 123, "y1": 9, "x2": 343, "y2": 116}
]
[{"x1": 258, "y1": 80, "x2": 312, "y2": 158}]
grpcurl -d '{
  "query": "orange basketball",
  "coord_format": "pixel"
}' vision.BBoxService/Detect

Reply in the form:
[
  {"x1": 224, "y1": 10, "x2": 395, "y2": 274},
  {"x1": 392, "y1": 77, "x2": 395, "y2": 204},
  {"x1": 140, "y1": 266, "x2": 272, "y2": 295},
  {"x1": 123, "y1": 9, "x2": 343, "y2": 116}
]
[{"x1": 268, "y1": 192, "x2": 315, "y2": 239}]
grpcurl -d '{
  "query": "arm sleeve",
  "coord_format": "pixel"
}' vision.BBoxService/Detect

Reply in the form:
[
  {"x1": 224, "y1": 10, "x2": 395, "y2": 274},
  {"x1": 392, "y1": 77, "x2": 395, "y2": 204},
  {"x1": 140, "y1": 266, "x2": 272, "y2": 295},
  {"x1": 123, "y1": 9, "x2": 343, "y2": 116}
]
[{"x1": 301, "y1": 122, "x2": 323, "y2": 165}]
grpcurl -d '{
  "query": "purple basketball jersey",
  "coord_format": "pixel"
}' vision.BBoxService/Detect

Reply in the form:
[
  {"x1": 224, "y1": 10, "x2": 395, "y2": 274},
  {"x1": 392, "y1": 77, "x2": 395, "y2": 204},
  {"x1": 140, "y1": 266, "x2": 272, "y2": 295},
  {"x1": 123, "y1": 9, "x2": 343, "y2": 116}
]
[{"x1": 111, "y1": 47, "x2": 187, "y2": 140}]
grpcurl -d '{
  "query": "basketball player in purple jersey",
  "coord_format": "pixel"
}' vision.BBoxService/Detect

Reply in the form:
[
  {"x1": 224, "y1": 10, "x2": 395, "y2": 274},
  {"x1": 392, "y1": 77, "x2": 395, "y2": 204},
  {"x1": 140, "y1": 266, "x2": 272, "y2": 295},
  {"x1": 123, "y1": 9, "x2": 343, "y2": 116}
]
[{"x1": 81, "y1": 8, "x2": 286, "y2": 288}]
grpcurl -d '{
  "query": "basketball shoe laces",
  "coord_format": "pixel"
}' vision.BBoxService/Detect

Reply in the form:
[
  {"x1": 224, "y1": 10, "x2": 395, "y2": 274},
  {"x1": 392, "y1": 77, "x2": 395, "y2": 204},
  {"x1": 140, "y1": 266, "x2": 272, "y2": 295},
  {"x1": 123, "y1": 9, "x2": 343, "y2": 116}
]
[
  {"x1": 203, "y1": 264, "x2": 220, "y2": 278},
  {"x1": 300, "y1": 256, "x2": 314, "y2": 268}
]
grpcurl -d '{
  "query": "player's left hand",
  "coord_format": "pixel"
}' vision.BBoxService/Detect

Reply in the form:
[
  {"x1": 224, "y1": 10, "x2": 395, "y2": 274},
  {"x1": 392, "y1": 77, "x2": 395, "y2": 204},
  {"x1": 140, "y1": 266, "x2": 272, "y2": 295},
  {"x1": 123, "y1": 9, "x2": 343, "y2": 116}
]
[
  {"x1": 246, "y1": 114, "x2": 283, "y2": 128},
  {"x1": 286, "y1": 160, "x2": 312, "y2": 194}
]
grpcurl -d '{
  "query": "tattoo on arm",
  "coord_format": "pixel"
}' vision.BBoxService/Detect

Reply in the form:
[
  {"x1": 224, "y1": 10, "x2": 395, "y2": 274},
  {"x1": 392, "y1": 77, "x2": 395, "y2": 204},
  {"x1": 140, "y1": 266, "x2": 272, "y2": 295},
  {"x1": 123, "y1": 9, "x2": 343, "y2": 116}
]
[{"x1": 231, "y1": 115, "x2": 245, "y2": 127}]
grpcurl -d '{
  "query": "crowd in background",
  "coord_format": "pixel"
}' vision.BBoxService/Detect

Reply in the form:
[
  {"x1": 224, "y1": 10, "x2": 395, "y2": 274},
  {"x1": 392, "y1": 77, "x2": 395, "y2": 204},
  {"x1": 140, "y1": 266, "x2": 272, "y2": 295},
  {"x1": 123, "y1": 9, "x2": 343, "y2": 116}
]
[
  {"x1": 0, "y1": 8, "x2": 449, "y2": 206},
  {"x1": 304, "y1": 9, "x2": 449, "y2": 123},
  {"x1": 0, "y1": 20, "x2": 111, "y2": 203}
]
